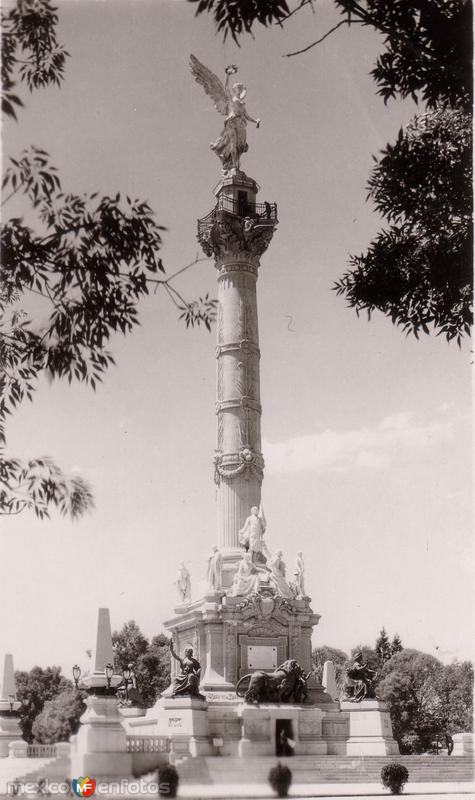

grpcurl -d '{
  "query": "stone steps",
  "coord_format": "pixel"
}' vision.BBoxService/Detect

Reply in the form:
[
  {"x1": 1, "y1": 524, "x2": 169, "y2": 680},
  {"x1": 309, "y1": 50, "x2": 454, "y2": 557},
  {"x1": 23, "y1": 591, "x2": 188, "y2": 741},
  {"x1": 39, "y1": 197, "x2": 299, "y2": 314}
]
[
  {"x1": 15, "y1": 757, "x2": 70, "y2": 785},
  {"x1": 176, "y1": 755, "x2": 474, "y2": 785}
]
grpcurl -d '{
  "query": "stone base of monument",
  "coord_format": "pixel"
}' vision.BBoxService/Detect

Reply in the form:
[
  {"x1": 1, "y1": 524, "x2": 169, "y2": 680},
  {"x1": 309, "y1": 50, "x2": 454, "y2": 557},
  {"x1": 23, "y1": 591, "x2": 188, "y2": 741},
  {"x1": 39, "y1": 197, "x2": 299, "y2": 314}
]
[
  {"x1": 156, "y1": 698, "x2": 214, "y2": 758},
  {"x1": 70, "y1": 696, "x2": 133, "y2": 779},
  {"x1": 341, "y1": 699, "x2": 400, "y2": 755},
  {"x1": 238, "y1": 704, "x2": 327, "y2": 757},
  {"x1": 0, "y1": 716, "x2": 23, "y2": 758}
]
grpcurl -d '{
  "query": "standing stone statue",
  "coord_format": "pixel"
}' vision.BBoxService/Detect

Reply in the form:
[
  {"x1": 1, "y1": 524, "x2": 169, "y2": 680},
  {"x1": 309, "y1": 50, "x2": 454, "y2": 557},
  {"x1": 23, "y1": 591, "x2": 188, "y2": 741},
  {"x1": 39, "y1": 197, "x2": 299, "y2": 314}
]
[
  {"x1": 169, "y1": 641, "x2": 205, "y2": 700},
  {"x1": 175, "y1": 561, "x2": 191, "y2": 604},
  {"x1": 239, "y1": 505, "x2": 270, "y2": 567},
  {"x1": 292, "y1": 551, "x2": 305, "y2": 598},
  {"x1": 189, "y1": 55, "x2": 260, "y2": 174},
  {"x1": 269, "y1": 550, "x2": 294, "y2": 599},
  {"x1": 207, "y1": 545, "x2": 223, "y2": 592}
]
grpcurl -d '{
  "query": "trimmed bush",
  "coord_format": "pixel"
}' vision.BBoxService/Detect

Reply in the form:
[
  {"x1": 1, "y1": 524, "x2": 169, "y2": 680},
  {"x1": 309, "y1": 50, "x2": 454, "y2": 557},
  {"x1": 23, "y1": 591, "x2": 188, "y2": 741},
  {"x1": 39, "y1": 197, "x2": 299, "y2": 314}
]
[
  {"x1": 268, "y1": 762, "x2": 292, "y2": 798},
  {"x1": 158, "y1": 763, "x2": 179, "y2": 798},
  {"x1": 381, "y1": 762, "x2": 409, "y2": 795}
]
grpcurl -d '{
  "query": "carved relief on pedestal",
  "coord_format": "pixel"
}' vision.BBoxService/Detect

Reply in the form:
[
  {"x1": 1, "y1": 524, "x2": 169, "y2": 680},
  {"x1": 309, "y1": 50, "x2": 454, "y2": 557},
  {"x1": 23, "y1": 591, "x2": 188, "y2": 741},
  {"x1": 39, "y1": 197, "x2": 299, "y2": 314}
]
[{"x1": 235, "y1": 591, "x2": 293, "y2": 620}]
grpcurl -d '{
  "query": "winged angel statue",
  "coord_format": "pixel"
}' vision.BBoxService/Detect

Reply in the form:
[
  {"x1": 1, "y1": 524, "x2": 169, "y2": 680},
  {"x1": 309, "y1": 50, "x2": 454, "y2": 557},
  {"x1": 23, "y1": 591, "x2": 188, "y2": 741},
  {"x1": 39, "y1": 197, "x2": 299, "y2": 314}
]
[{"x1": 190, "y1": 55, "x2": 260, "y2": 174}]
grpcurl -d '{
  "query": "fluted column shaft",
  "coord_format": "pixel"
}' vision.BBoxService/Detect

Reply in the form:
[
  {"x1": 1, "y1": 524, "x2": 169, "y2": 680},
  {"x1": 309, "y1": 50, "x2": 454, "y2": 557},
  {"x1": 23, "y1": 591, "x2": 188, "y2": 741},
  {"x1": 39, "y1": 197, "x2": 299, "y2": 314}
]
[
  {"x1": 215, "y1": 261, "x2": 263, "y2": 550},
  {"x1": 197, "y1": 174, "x2": 277, "y2": 560}
]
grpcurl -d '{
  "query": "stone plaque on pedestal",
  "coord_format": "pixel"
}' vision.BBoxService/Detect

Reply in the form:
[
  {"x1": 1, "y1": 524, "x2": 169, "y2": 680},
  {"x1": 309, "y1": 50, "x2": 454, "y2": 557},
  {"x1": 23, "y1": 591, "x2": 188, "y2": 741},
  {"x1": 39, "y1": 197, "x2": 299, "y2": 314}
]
[{"x1": 247, "y1": 645, "x2": 277, "y2": 670}]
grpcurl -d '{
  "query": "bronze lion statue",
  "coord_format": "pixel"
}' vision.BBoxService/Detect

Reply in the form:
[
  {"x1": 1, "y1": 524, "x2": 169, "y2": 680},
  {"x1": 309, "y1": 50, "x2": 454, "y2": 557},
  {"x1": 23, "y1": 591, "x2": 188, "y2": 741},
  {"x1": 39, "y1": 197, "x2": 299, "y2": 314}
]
[{"x1": 236, "y1": 659, "x2": 310, "y2": 704}]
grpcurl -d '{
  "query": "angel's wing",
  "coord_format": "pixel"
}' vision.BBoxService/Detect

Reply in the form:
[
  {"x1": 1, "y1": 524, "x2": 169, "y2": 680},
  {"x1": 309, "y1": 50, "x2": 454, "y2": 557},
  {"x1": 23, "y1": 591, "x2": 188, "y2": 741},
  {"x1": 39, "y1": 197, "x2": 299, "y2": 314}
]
[{"x1": 190, "y1": 54, "x2": 228, "y2": 116}]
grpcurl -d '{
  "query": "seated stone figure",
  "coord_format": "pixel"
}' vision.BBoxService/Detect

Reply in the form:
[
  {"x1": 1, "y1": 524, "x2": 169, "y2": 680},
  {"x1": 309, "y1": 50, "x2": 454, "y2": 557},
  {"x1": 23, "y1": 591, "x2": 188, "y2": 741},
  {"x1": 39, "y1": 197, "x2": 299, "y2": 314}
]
[
  {"x1": 229, "y1": 552, "x2": 261, "y2": 596},
  {"x1": 169, "y1": 641, "x2": 205, "y2": 701},
  {"x1": 343, "y1": 651, "x2": 377, "y2": 702}
]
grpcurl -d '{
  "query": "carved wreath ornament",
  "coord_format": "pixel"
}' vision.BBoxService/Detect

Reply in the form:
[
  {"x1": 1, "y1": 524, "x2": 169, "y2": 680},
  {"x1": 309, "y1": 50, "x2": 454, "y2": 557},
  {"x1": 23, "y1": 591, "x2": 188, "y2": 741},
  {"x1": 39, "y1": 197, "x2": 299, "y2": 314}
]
[{"x1": 213, "y1": 448, "x2": 262, "y2": 485}]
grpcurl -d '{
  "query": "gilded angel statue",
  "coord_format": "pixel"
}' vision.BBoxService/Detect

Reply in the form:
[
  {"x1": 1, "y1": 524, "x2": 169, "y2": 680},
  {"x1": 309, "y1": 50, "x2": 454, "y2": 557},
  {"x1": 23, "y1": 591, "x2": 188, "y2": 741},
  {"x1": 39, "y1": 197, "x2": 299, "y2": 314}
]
[{"x1": 189, "y1": 55, "x2": 260, "y2": 173}]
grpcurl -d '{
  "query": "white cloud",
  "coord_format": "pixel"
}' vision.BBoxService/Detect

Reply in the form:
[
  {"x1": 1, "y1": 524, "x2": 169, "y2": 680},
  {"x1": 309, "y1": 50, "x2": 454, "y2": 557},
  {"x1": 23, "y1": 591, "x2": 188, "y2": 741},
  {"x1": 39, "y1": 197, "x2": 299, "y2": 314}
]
[{"x1": 263, "y1": 411, "x2": 452, "y2": 474}]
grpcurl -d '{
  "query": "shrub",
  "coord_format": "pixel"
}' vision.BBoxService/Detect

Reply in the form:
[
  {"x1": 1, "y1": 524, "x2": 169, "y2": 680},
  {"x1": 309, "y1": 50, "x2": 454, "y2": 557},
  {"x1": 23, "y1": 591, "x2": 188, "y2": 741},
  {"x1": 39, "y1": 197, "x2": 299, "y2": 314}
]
[
  {"x1": 381, "y1": 762, "x2": 409, "y2": 795},
  {"x1": 158, "y1": 763, "x2": 179, "y2": 798},
  {"x1": 268, "y1": 762, "x2": 292, "y2": 798}
]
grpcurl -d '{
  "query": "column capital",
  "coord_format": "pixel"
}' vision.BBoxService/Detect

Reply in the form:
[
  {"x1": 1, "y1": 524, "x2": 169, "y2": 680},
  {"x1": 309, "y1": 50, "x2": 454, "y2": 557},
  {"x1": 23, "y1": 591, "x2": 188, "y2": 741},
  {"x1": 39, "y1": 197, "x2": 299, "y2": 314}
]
[{"x1": 198, "y1": 211, "x2": 277, "y2": 268}]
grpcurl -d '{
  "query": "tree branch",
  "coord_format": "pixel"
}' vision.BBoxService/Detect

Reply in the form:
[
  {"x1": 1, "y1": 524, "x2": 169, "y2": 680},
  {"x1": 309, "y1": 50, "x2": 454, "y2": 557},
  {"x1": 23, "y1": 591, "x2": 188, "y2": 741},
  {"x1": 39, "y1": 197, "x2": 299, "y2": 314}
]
[
  {"x1": 283, "y1": 18, "x2": 360, "y2": 57},
  {"x1": 1, "y1": 178, "x2": 26, "y2": 207}
]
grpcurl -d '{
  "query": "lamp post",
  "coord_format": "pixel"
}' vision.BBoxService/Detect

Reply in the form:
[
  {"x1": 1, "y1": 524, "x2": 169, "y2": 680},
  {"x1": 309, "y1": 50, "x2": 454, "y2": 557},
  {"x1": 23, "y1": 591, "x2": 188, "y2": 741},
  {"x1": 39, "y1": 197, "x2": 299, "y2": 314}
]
[
  {"x1": 72, "y1": 665, "x2": 81, "y2": 689},
  {"x1": 121, "y1": 664, "x2": 135, "y2": 703},
  {"x1": 105, "y1": 663, "x2": 114, "y2": 692}
]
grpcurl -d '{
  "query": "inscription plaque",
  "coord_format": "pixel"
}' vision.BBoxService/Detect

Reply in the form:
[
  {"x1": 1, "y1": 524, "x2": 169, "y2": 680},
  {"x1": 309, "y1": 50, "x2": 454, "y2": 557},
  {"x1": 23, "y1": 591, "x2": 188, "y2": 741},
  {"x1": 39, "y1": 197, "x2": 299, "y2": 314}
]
[{"x1": 247, "y1": 645, "x2": 277, "y2": 669}]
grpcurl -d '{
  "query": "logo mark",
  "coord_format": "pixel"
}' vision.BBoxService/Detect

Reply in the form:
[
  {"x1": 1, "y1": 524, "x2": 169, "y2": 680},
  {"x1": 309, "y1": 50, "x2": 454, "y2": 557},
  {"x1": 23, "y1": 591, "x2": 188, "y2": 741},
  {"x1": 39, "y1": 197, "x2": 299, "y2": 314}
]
[{"x1": 72, "y1": 777, "x2": 96, "y2": 797}]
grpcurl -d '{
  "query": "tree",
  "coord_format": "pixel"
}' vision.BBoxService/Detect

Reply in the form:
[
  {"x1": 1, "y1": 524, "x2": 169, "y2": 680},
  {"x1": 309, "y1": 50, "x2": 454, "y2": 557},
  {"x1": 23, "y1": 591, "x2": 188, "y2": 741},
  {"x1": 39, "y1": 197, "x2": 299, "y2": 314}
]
[
  {"x1": 312, "y1": 646, "x2": 348, "y2": 690},
  {"x1": 391, "y1": 634, "x2": 403, "y2": 656},
  {"x1": 1, "y1": 0, "x2": 216, "y2": 520},
  {"x1": 190, "y1": 0, "x2": 473, "y2": 342},
  {"x1": 375, "y1": 627, "x2": 392, "y2": 666},
  {"x1": 431, "y1": 660, "x2": 473, "y2": 734},
  {"x1": 377, "y1": 649, "x2": 445, "y2": 753},
  {"x1": 334, "y1": 106, "x2": 472, "y2": 343},
  {"x1": 15, "y1": 665, "x2": 71, "y2": 743},
  {"x1": 112, "y1": 620, "x2": 170, "y2": 708},
  {"x1": 31, "y1": 688, "x2": 86, "y2": 744}
]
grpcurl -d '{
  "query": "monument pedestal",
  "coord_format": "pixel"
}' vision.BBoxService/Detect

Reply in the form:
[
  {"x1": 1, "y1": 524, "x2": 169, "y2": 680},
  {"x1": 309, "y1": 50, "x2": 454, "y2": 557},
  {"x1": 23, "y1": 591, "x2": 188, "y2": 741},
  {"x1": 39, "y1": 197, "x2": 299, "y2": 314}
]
[
  {"x1": 70, "y1": 695, "x2": 133, "y2": 778},
  {"x1": 341, "y1": 699, "x2": 399, "y2": 755},
  {"x1": 157, "y1": 698, "x2": 213, "y2": 759},
  {"x1": 0, "y1": 711, "x2": 22, "y2": 758}
]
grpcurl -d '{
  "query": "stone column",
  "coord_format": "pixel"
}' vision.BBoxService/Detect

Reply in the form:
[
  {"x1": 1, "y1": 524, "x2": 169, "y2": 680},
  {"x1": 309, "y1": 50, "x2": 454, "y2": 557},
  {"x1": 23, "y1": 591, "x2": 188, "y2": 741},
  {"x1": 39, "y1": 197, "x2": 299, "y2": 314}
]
[{"x1": 198, "y1": 173, "x2": 277, "y2": 571}]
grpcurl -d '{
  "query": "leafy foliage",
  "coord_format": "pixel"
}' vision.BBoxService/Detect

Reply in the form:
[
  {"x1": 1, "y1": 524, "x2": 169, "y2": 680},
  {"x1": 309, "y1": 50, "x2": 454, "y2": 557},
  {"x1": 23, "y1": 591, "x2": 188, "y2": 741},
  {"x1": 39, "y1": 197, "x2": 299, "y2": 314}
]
[
  {"x1": 1, "y1": 0, "x2": 69, "y2": 120},
  {"x1": 375, "y1": 627, "x2": 393, "y2": 666},
  {"x1": 431, "y1": 660, "x2": 474, "y2": 734},
  {"x1": 15, "y1": 665, "x2": 72, "y2": 743},
  {"x1": 1, "y1": 1, "x2": 217, "y2": 520},
  {"x1": 377, "y1": 649, "x2": 469, "y2": 753},
  {"x1": 391, "y1": 634, "x2": 403, "y2": 656},
  {"x1": 335, "y1": 0, "x2": 472, "y2": 110},
  {"x1": 268, "y1": 762, "x2": 292, "y2": 798},
  {"x1": 191, "y1": 0, "x2": 473, "y2": 341},
  {"x1": 112, "y1": 620, "x2": 171, "y2": 708},
  {"x1": 335, "y1": 107, "x2": 472, "y2": 342},
  {"x1": 381, "y1": 762, "x2": 409, "y2": 795},
  {"x1": 188, "y1": 0, "x2": 291, "y2": 43},
  {"x1": 31, "y1": 688, "x2": 86, "y2": 743},
  {"x1": 158, "y1": 763, "x2": 179, "y2": 798}
]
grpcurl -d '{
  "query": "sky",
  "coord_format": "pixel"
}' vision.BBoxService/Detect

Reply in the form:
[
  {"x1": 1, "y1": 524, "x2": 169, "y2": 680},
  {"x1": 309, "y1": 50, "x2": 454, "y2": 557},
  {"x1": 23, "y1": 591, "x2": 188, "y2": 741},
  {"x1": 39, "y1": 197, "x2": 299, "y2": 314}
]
[{"x1": 1, "y1": 0, "x2": 473, "y2": 684}]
